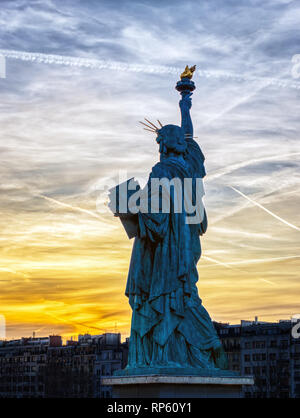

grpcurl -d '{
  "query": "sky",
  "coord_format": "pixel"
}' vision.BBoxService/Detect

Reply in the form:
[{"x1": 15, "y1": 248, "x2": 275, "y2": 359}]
[{"x1": 0, "y1": 0, "x2": 300, "y2": 341}]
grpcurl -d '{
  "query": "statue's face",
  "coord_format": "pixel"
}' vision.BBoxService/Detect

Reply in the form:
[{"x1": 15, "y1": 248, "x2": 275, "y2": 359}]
[{"x1": 157, "y1": 125, "x2": 187, "y2": 155}]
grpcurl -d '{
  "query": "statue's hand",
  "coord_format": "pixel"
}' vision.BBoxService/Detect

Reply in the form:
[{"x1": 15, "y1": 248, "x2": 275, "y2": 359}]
[{"x1": 179, "y1": 92, "x2": 192, "y2": 111}]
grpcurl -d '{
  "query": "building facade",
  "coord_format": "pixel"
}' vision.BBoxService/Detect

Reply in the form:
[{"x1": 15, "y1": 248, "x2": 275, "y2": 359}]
[
  {"x1": 215, "y1": 319, "x2": 300, "y2": 398},
  {"x1": 1, "y1": 320, "x2": 300, "y2": 398},
  {"x1": 0, "y1": 333, "x2": 128, "y2": 398}
]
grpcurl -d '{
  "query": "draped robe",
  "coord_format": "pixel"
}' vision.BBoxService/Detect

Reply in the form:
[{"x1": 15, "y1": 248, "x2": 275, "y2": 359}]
[{"x1": 125, "y1": 143, "x2": 228, "y2": 371}]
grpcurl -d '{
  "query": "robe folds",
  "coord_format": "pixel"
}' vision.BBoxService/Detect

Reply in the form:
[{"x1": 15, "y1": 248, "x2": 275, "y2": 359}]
[{"x1": 125, "y1": 154, "x2": 228, "y2": 370}]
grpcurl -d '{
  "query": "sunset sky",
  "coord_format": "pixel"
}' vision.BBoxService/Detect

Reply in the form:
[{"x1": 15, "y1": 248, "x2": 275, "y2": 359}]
[{"x1": 0, "y1": 0, "x2": 300, "y2": 341}]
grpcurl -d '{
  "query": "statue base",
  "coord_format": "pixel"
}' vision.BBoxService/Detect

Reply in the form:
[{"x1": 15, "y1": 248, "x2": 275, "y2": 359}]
[
  {"x1": 101, "y1": 373, "x2": 254, "y2": 398},
  {"x1": 113, "y1": 366, "x2": 239, "y2": 377}
]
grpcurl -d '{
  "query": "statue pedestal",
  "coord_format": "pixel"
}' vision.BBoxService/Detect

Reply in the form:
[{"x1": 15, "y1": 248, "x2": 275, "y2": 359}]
[{"x1": 101, "y1": 374, "x2": 254, "y2": 398}]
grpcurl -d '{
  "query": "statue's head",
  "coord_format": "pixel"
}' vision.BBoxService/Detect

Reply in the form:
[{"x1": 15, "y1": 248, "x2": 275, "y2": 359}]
[
  {"x1": 156, "y1": 124, "x2": 187, "y2": 156},
  {"x1": 139, "y1": 119, "x2": 187, "y2": 157}
]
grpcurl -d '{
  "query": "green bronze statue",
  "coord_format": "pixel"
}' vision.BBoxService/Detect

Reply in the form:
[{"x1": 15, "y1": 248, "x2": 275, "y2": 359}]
[{"x1": 114, "y1": 67, "x2": 229, "y2": 376}]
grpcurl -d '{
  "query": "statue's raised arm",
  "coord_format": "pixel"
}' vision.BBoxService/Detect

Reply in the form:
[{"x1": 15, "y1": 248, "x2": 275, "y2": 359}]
[
  {"x1": 179, "y1": 91, "x2": 193, "y2": 137},
  {"x1": 176, "y1": 65, "x2": 206, "y2": 179}
]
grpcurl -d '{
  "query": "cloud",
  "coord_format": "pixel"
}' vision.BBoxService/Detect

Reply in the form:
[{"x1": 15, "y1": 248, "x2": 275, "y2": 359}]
[{"x1": 1, "y1": 0, "x2": 300, "y2": 338}]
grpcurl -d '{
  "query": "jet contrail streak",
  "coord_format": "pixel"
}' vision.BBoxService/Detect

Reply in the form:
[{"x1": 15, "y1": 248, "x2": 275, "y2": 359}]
[
  {"x1": 200, "y1": 80, "x2": 272, "y2": 127},
  {"x1": 0, "y1": 49, "x2": 190, "y2": 77},
  {"x1": 207, "y1": 152, "x2": 300, "y2": 182},
  {"x1": 0, "y1": 267, "x2": 18, "y2": 274},
  {"x1": 230, "y1": 186, "x2": 300, "y2": 231},
  {"x1": 0, "y1": 267, "x2": 30, "y2": 278},
  {"x1": 0, "y1": 49, "x2": 300, "y2": 89},
  {"x1": 226, "y1": 255, "x2": 300, "y2": 265},
  {"x1": 44, "y1": 312, "x2": 113, "y2": 333},
  {"x1": 203, "y1": 255, "x2": 300, "y2": 267},
  {"x1": 202, "y1": 255, "x2": 234, "y2": 269},
  {"x1": 202, "y1": 255, "x2": 277, "y2": 286},
  {"x1": 259, "y1": 279, "x2": 277, "y2": 286},
  {"x1": 210, "y1": 180, "x2": 298, "y2": 226},
  {"x1": 38, "y1": 194, "x2": 103, "y2": 221}
]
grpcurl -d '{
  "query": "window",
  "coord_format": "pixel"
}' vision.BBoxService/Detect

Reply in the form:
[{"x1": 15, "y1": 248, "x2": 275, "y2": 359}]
[
  {"x1": 253, "y1": 366, "x2": 260, "y2": 375},
  {"x1": 232, "y1": 353, "x2": 239, "y2": 361},
  {"x1": 253, "y1": 341, "x2": 266, "y2": 349}
]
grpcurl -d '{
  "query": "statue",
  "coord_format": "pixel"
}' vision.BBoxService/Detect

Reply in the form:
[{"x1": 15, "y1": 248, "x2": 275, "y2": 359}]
[{"x1": 112, "y1": 66, "x2": 229, "y2": 375}]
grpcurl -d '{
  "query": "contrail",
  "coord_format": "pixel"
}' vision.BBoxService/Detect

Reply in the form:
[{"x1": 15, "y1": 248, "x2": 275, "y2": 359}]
[
  {"x1": 0, "y1": 49, "x2": 178, "y2": 75},
  {"x1": 200, "y1": 59, "x2": 299, "y2": 127},
  {"x1": 259, "y1": 279, "x2": 277, "y2": 286},
  {"x1": 44, "y1": 312, "x2": 114, "y2": 333},
  {"x1": 226, "y1": 255, "x2": 300, "y2": 265},
  {"x1": 0, "y1": 49, "x2": 300, "y2": 89},
  {"x1": 0, "y1": 266, "x2": 30, "y2": 278},
  {"x1": 202, "y1": 255, "x2": 235, "y2": 269},
  {"x1": 210, "y1": 179, "x2": 299, "y2": 226},
  {"x1": 38, "y1": 194, "x2": 103, "y2": 221},
  {"x1": 207, "y1": 152, "x2": 300, "y2": 182},
  {"x1": 230, "y1": 186, "x2": 300, "y2": 231},
  {"x1": 202, "y1": 255, "x2": 277, "y2": 286},
  {"x1": 203, "y1": 255, "x2": 300, "y2": 267},
  {"x1": 200, "y1": 80, "x2": 272, "y2": 127},
  {"x1": 0, "y1": 267, "x2": 18, "y2": 274}
]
